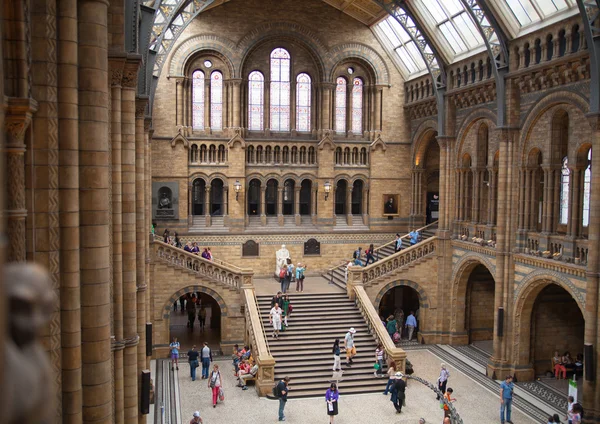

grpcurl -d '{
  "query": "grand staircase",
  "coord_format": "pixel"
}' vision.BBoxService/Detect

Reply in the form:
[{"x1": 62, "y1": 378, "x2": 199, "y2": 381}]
[
  {"x1": 257, "y1": 292, "x2": 387, "y2": 398},
  {"x1": 324, "y1": 222, "x2": 438, "y2": 290}
]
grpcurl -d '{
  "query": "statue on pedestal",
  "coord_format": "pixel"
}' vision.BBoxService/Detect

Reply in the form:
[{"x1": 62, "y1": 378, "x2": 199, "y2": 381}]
[{"x1": 275, "y1": 244, "x2": 291, "y2": 276}]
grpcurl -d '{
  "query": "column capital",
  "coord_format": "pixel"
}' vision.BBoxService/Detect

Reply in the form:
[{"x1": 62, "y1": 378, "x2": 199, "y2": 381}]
[
  {"x1": 108, "y1": 53, "x2": 127, "y2": 87},
  {"x1": 122, "y1": 53, "x2": 143, "y2": 89},
  {"x1": 5, "y1": 97, "x2": 38, "y2": 147},
  {"x1": 135, "y1": 95, "x2": 149, "y2": 118},
  {"x1": 436, "y1": 135, "x2": 455, "y2": 149}
]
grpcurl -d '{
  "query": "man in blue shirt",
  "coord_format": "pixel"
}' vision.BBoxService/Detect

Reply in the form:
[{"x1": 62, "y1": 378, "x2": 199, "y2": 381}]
[
  {"x1": 500, "y1": 375, "x2": 514, "y2": 424},
  {"x1": 405, "y1": 311, "x2": 417, "y2": 341},
  {"x1": 409, "y1": 229, "x2": 419, "y2": 246}
]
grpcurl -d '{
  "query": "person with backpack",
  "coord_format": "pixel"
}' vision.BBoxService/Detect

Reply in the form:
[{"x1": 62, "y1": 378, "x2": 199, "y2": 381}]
[
  {"x1": 208, "y1": 364, "x2": 222, "y2": 408},
  {"x1": 275, "y1": 376, "x2": 290, "y2": 421},
  {"x1": 295, "y1": 263, "x2": 306, "y2": 292},
  {"x1": 353, "y1": 247, "x2": 362, "y2": 266},
  {"x1": 363, "y1": 243, "x2": 375, "y2": 266},
  {"x1": 271, "y1": 291, "x2": 284, "y2": 309},
  {"x1": 279, "y1": 265, "x2": 288, "y2": 293},
  {"x1": 386, "y1": 315, "x2": 398, "y2": 339},
  {"x1": 344, "y1": 327, "x2": 357, "y2": 367},
  {"x1": 187, "y1": 345, "x2": 199, "y2": 381}
]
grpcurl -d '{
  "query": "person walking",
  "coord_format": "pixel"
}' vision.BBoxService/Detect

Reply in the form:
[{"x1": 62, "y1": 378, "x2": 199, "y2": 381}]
[
  {"x1": 374, "y1": 344, "x2": 385, "y2": 377},
  {"x1": 295, "y1": 263, "x2": 306, "y2": 292},
  {"x1": 364, "y1": 244, "x2": 376, "y2": 266},
  {"x1": 383, "y1": 361, "x2": 397, "y2": 395},
  {"x1": 409, "y1": 229, "x2": 420, "y2": 245},
  {"x1": 200, "y1": 342, "x2": 212, "y2": 380},
  {"x1": 198, "y1": 306, "x2": 206, "y2": 331},
  {"x1": 186, "y1": 295, "x2": 197, "y2": 331},
  {"x1": 279, "y1": 265, "x2": 288, "y2": 293},
  {"x1": 332, "y1": 339, "x2": 341, "y2": 372},
  {"x1": 386, "y1": 315, "x2": 398, "y2": 339},
  {"x1": 189, "y1": 411, "x2": 203, "y2": 424},
  {"x1": 276, "y1": 376, "x2": 290, "y2": 421},
  {"x1": 394, "y1": 234, "x2": 403, "y2": 252},
  {"x1": 187, "y1": 345, "x2": 199, "y2": 381},
  {"x1": 325, "y1": 382, "x2": 339, "y2": 423},
  {"x1": 169, "y1": 337, "x2": 180, "y2": 371},
  {"x1": 283, "y1": 264, "x2": 292, "y2": 294},
  {"x1": 270, "y1": 302, "x2": 283, "y2": 339},
  {"x1": 353, "y1": 247, "x2": 362, "y2": 266},
  {"x1": 566, "y1": 395, "x2": 574, "y2": 424},
  {"x1": 443, "y1": 388, "x2": 457, "y2": 419},
  {"x1": 390, "y1": 372, "x2": 406, "y2": 413},
  {"x1": 436, "y1": 363, "x2": 450, "y2": 400},
  {"x1": 344, "y1": 327, "x2": 357, "y2": 367},
  {"x1": 405, "y1": 311, "x2": 417, "y2": 341},
  {"x1": 208, "y1": 364, "x2": 222, "y2": 408},
  {"x1": 282, "y1": 295, "x2": 292, "y2": 327},
  {"x1": 500, "y1": 375, "x2": 514, "y2": 424}
]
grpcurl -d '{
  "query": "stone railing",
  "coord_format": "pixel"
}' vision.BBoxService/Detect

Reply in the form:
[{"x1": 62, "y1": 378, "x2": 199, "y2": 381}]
[
  {"x1": 351, "y1": 284, "x2": 406, "y2": 371},
  {"x1": 374, "y1": 221, "x2": 438, "y2": 257},
  {"x1": 152, "y1": 240, "x2": 251, "y2": 290},
  {"x1": 242, "y1": 286, "x2": 275, "y2": 396},
  {"x1": 513, "y1": 253, "x2": 586, "y2": 279},
  {"x1": 357, "y1": 237, "x2": 437, "y2": 286}
]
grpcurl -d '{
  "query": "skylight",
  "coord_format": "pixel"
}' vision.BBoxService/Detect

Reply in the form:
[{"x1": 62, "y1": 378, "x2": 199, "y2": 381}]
[
  {"x1": 376, "y1": 16, "x2": 428, "y2": 76},
  {"x1": 503, "y1": 0, "x2": 569, "y2": 26}
]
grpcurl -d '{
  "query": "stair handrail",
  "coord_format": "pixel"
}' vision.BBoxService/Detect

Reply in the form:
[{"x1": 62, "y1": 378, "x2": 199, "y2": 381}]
[
  {"x1": 324, "y1": 220, "x2": 438, "y2": 274},
  {"x1": 152, "y1": 240, "x2": 249, "y2": 290},
  {"x1": 352, "y1": 284, "x2": 407, "y2": 372}
]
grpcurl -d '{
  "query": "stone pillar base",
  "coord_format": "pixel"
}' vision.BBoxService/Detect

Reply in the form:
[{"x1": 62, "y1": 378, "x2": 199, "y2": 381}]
[
  {"x1": 255, "y1": 356, "x2": 276, "y2": 397},
  {"x1": 346, "y1": 213, "x2": 353, "y2": 226},
  {"x1": 278, "y1": 214, "x2": 283, "y2": 226},
  {"x1": 448, "y1": 332, "x2": 469, "y2": 345},
  {"x1": 295, "y1": 214, "x2": 301, "y2": 226},
  {"x1": 261, "y1": 214, "x2": 266, "y2": 226}
]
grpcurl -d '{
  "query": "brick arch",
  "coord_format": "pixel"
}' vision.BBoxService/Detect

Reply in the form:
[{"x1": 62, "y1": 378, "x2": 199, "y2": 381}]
[
  {"x1": 450, "y1": 254, "x2": 496, "y2": 334},
  {"x1": 168, "y1": 34, "x2": 239, "y2": 77},
  {"x1": 455, "y1": 109, "x2": 497, "y2": 167},
  {"x1": 374, "y1": 279, "x2": 430, "y2": 309},
  {"x1": 411, "y1": 119, "x2": 437, "y2": 167},
  {"x1": 161, "y1": 285, "x2": 228, "y2": 320},
  {"x1": 511, "y1": 274, "x2": 585, "y2": 369},
  {"x1": 333, "y1": 174, "x2": 352, "y2": 185},
  {"x1": 327, "y1": 42, "x2": 390, "y2": 85}
]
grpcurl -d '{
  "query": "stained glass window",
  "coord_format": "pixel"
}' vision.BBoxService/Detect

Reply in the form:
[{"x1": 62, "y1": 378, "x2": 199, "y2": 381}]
[
  {"x1": 270, "y1": 48, "x2": 290, "y2": 132},
  {"x1": 335, "y1": 77, "x2": 347, "y2": 134},
  {"x1": 248, "y1": 71, "x2": 264, "y2": 131},
  {"x1": 583, "y1": 149, "x2": 591, "y2": 227},
  {"x1": 559, "y1": 156, "x2": 570, "y2": 225},
  {"x1": 351, "y1": 78, "x2": 363, "y2": 135},
  {"x1": 210, "y1": 71, "x2": 223, "y2": 130},
  {"x1": 192, "y1": 70, "x2": 205, "y2": 129},
  {"x1": 296, "y1": 73, "x2": 311, "y2": 132}
]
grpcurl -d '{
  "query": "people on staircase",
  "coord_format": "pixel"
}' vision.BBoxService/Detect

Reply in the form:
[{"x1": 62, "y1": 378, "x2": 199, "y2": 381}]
[
  {"x1": 375, "y1": 344, "x2": 385, "y2": 377},
  {"x1": 270, "y1": 302, "x2": 283, "y2": 339},
  {"x1": 344, "y1": 327, "x2": 357, "y2": 367},
  {"x1": 271, "y1": 291, "x2": 284, "y2": 309},
  {"x1": 394, "y1": 234, "x2": 403, "y2": 252},
  {"x1": 386, "y1": 315, "x2": 398, "y2": 339},
  {"x1": 325, "y1": 382, "x2": 339, "y2": 423},
  {"x1": 364, "y1": 244, "x2": 375, "y2": 266},
  {"x1": 332, "y1": 339, "x2": 341, "y2": 371},
  {"x1": 295, "y1": 263, "x2": 306, "y2": 292},
  {"x1": 409, "y1": 229, "x2": 420, "y2": 246},
  {"x1": 353, "y1": 247, "x2": 363, "y2": 266},
  {"x1": 282, "y1": 295, "x2": 292, "y2": 327}
]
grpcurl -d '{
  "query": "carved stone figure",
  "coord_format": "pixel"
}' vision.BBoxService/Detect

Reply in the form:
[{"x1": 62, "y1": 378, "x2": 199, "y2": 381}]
[
  {"x1": 275, "y1": 244, "x2": 291, "y2": 275},
  {"x1": 1, "y1": 263, "x2": 56, "y2": 424},
  {"x1": 158, "y1": 192, "x2": 172, "y2": 209}
]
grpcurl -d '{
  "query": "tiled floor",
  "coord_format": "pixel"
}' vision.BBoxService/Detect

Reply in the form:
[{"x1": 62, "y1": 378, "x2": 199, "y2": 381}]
[{"x1": 177, "y1": 350, "x2": 537, "y2": 424}]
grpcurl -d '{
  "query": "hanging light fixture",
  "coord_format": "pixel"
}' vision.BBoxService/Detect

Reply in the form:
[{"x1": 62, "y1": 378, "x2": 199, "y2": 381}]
[
  {"x1": 324, "y1": 181, "x2": 331, "y2": 201},
  {"x1": 234, "y1": 180, "x2": 242, "y2": 201}
]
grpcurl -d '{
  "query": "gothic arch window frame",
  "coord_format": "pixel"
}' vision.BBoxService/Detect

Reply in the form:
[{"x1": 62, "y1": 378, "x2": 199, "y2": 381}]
[
  {"x1": 335, "y1": 76, "x2": 348, "y2": 134},
  {"x1": 192, "y1": 69, "x2": 205, "y2": 130},
  {"x1": 248, "y1": 70, "x2": 265, "y2": 131},
  {"x1": 270, "y1": 47, "x2": 291, "y2": 132},
  {"x1": 583, "y1": 148, "x2": 591, "y2": 228},
  {"x1": 210, "y1": 70, "x2": 224, "y2": 131},
  {"x1": 296, "y1": 72, "x2": 312, "y2": 132},
  {"x1": 351, "y1": 77, "x2": 364, "y2": 135}
]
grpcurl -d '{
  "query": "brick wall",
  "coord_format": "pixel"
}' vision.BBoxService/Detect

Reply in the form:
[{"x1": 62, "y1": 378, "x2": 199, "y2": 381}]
[{"x1": 466, "y1": 264, "x2": 495, "y2": 342}]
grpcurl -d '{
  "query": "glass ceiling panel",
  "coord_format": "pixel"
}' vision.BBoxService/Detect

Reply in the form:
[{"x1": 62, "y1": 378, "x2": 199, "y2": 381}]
[
  {"x1": 503, "y1": 0, "x2": 570, "y2": 27},
  {"x1": 376, "y1": 16, "x2": 428, "y2": 76}
]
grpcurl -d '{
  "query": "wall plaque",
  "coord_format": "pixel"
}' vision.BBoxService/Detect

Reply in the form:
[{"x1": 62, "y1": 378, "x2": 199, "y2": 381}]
[
  {"x1": 304, "y1": 238, "x2": 320, "y2": 255},
  {"x1": 242, "y1": 240, "x2": 259, "y2": 257}
]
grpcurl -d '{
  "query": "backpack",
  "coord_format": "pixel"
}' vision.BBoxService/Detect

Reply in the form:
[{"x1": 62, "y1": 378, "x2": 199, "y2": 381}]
[
  {"x1": 393, "y1": 332, "x2": 401, "y2": 343},
  {"x1": 272, "y1": 383, "x2": 280, "y2": 398},
  {"x1": 279, "y1": 268, "x2": 286, "y2": 278},
  {"x1": 353, "y1": 250, "x2": 358, "y2": 259}
]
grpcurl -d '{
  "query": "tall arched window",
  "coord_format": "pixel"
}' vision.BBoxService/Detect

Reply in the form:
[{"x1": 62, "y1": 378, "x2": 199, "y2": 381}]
[
  {"x1": 559, "y1": 156, "x2": 570, "y2": 225},
  {"x1": 270, "y1": 48, "x2": 290, "y2": 132},
  {"x1": 210, "y1": 71, "x2": 223, "y2": 130},
  {"x1": 351, "y1": 77, "x2": 363, "y2": 135},
  {"x1": 192, "y1": 70, "x2": 205, "y2": 129},
  {"x1": 335, "y1": 77, "x2": 347, "y2": 134},
  {"x1": 248, "y1": 71, "x2": 264, "y2": 131},
  {"x1": 296, "y1": 73, "x2": 311, "y2": 132},
  {"x1": 583, "y1": 149, "x2": 591, "y2": 227}
]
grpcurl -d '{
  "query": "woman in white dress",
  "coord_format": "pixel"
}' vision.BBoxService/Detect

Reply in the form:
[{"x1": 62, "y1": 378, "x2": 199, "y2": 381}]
[{"x1": 270, "y1": 302, "x2": 283, "y2": 339}]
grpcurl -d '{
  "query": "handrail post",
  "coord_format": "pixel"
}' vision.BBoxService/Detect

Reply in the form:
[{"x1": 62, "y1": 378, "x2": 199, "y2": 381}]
[{"x1": 346, "y1": 266, "x2": 363, "y2": 300}]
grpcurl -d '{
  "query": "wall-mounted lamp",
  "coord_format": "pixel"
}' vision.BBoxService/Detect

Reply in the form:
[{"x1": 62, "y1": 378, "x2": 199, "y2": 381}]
[
  {"x1": 324, "y1": 181, "x2": 331, "y2": 201},
  {"x1": 234, "y1": 180, "x2": 242, "y2": 201}
]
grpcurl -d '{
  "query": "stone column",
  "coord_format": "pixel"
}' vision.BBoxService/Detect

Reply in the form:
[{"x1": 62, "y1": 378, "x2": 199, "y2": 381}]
[
  {"x1": 362, "y1": 187, "x2": 368, "y2": 225},
  {"x1": 345, "y1": 83, "x2": 352, "y2": 136},
  {"x1": 472, "y1": 169, "x2": 481, "y2": 223},
  {"x1": 188, "y1": 182, "x2": 193, "y2": 226},
  {"x1": 522, "y1": 169, "x2": 531, "y2": 230},
  {"x1": 541, "y1": 167, "x2": 550, "y2": 233},
  {"x1": 231, "y1": 78, "x2": 242, "y2": 129},
  {"x1": 204, "y1": 77, "x2": 210, "y2": 132},
  {"x1": 260, "y1": 186, "x2": 266, "y2": 226},
  {"x1": 122, "y1": 56, "x2": 140, "y2": 424},
  {"x1": 264, "y1": 79, "x2": 271, "y2": 135},
  {"x1": 321, "y1": 83, "x2": 333, "y2": 131},
  {"x1": 346, "y1": 187, "x2": 353, "y2": 226},
  {"x1": 205, "y1": 186, "x2": 211, "y2": 226},
  {"x1": 58, "y1": 0, "x2": 83, "y2": 418},
  {"x1": 568, "y1": 168, "x2": 581, "y2": 238},
  {"x1": 294, "y1": 187, "x2": 301, "y2": 226},
  {"x1": 374, "y1": 85, "x2": 383, "y2": 133},
  {"x1": 311, "y1": 187, "x2": 318, "y2": 225},
  {"x1": 175, "y1": 78, "x2": 183, "y2": 127},
  {"x1": 277, "y1": 187, "x2": 283, "y2": 226},
  {"x1": 5, "y1": 99, "x2": 36, "y2": 262},
  {"x1": 78, "y1": 0, "x2": 112, "y2": 420},
  {"x1": 135, "y1": 97, "x2": 148, "y2": 424},
  {"x1": 223, "y1": 187, "x2": 229, "y2": 223}
]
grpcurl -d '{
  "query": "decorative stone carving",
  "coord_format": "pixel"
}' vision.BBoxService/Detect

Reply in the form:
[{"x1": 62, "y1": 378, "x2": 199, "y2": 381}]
[
  {"x1": 152, "y1": 182, "x2": 179, "y2": 220},
  {"x1": 1, "y1": 263, "x2": 56, "y2": 423},
  {"x1": 242, "y1": 240, "x2": 259, "y2": 257},
  {"x1": 275, "y1": 244, "x2": 291, "y2": 275},
  {"x1": 303, "y1": 238, "x2": 320, "y2": 255}
]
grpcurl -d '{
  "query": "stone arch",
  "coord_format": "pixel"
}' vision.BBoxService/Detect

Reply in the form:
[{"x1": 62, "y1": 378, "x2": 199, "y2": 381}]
[
  {"x1": 450, "y1": 254, "x2": 496, "y2": 334},
  {"x1": 411, "y1": 119, "x2": 437, "y2": 167},
  {"x1": 298, "y1": 174, "x2": 317, "y2": 186},
  {"x1": 207, "y1": 173, "x2": 229, "y2": 184},
  {"x1": 455, "y1": 110, "x2": 496, "y2": 167},
  {"x1": 374, "y1": 279, "x2": 430, "y2": 309},
  {"x1": 280, "y1": 173, "x2": 300, "y2": 185},
  {"x1": 161, "y1": 284, "x2": 229, "y2": 320},
  {"x1": 168, "y1": 34, "x2": 239, "y2": 77},
  {"x1": 333, "y1": 173, "x2": 352, "y2": 185},
  {"x1": 246, "y1": 173, "x2": 266, "y2": 185},
  {"x1": 512, "y1": 274, "x2": 585, "y2": 371},
  {"x1": 327, "y1": 43, "x2": 390, "y2": 85},
  {"x1": 189, "y1": 173, "x2": 210, "y2": 184},
  {"x1": 349, "y1": 174, "x2": 368, "y2": 188},
  {"x1": 237, "y1": 22, "x2": 327, "y2": 80}
]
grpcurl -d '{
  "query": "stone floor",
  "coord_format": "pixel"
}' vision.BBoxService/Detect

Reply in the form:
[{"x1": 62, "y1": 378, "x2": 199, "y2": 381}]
[{"x1": 177, "y1": 350, "x2": 537, "y2": 424}]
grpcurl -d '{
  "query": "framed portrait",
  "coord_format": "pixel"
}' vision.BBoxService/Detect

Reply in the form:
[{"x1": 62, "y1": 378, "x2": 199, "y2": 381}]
[{"x1": 383, "y1": 194, "x2": 399, "y2": 216}]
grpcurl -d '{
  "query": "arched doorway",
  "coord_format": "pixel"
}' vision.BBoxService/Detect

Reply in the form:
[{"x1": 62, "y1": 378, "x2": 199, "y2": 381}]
[
  {"x1": 210, "y1": 179, "x2": 224, "y2": 216},
  {"x1": 300, "y1": 180, "x2": 312, "y2": 215},
  {"x1": 377, "y1": 282, "x2": 426, "y2": 341},
  {"x1": 530, "y1": 284, "x2": 584, "y2": 376},
  {"x1": 465, "y1": 264, "x2": 495, "y2": 344},
  {"x1": 352, "y1": 180, "x2": 363, "y2": 215},
  {"x1": 266, "y1": 179, "x2": 278, "y2": 216},
  {"x1": 192, "y1": 178, "x2": 206, "y2": 215},
  {"x1": 283, "y1": 179, "x2": 295, "y2": 215},
  {"x1": 335, "y1": 180, "x2": 347, "y2": 215},
  {"x1": 169, "y1": 292, "x2": 223, "y2": 351},
  {"x1": 247, "y1": 179, "x2": 261, "y2": 216},
  {"x1": 415, "y1": 130, "x2": 440, "y2": 224}
]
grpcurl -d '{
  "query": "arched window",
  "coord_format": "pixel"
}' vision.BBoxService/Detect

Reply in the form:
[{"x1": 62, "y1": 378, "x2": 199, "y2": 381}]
[
  {"x1": 351, "y1": 77, "x2": 363, "y2": 135},
  {"x1": 256, "y1": 145, "x2": 263, "y2": 163},
  {"x1": 335, "y1": 77, "x2": 347, "y2": 134},
  {"x1": 190, "y1": 144, "x2": 198, "y2": 163},
  {"x1": 218, "y1": 145, "x2": 226, "y2": 163},
  {"x1": 559, "y1": 156, "x2": 570, "y2": 225},
  {"x1": 308, "y1": 147, "x2": 316, "y2": 165},
  {"x1": 247, "y1": 145, "x2": 254, "y2": 163},
  {"x1": 291, "y1": 146, "x2": 298, "y2": 164},
  {"x1": 343, "y1": 147, "x2": 350, "y2": 164},
  {"x1": 265, "y1": 146, "x2": 272, "y2": 163},
  {"x1": 209, "y1": 145, "x2": 217, "y2": 163},
  {"x1": 583, "y1": 149, "x2": 591, "y2": 227},
  {"x1": 192, "y1": 70, "x2": 205, "y2": 129},
  {"x1": 299, "y1": 146, "x2": 307, "y2": 164},
  {"x1": 352, "y1": 148, "x2": 358, "y2": 165},
  {"x1": 360, "y1": 147, "x2": 367, "y2": 165},
  {"x1": 210, "y1": 71, "x2": 223, "y2": 130},
  {"x1": 270, "y1": 48, "x2": 290, "y2": 132},
  {"x1": 282, "y1": 146, "x2": 289, "y2": 163},
  {"x1": 274, "y1": 146, "x2": 281, "y2": 163},
  {"x1": 296, "y1": 73, "x2": 311, "y2": 132},
  {"x1": 200, "y1": 144, "x2": 207, "y2": 162},
  {"x1": 335, "y1": 147, "x2": 342, "y2": 165},
  {"x1": 248, "y1": 71, "x2": 264, "y2": 131}
]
